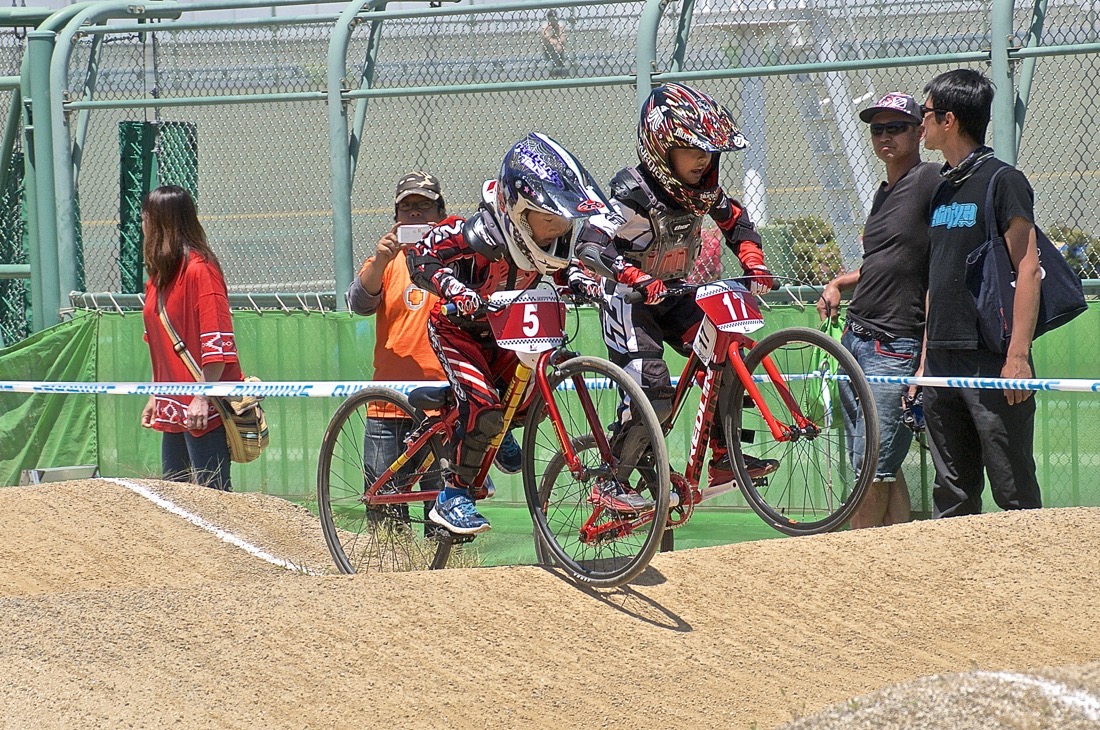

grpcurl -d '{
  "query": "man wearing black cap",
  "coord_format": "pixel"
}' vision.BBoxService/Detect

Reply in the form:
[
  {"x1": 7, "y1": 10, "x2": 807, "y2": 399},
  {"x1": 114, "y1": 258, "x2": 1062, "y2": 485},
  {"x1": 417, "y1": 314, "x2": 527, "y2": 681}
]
[{"x1": 817, "y1": 92, "x2": 941, "y2": 528}]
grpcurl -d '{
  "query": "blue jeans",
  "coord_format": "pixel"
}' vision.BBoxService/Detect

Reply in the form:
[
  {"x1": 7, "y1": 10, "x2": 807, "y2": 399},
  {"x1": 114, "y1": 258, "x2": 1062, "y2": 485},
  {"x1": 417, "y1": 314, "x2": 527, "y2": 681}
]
[
  {"x1": 839, "y1": 329, "x2": 920, "y2": 480},
  {"x1": 162, "y1": 425, "x2": 231, "y2": 491},
  {"x1": 363, "y1": 416, "x2": 442, "y2": 522}
]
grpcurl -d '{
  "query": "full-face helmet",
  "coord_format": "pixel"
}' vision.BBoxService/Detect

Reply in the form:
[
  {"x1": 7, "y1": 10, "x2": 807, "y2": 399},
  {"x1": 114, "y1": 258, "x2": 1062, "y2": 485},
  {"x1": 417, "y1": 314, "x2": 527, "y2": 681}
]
[
  {"x1": 637, "y1": 83, "x2": 748, "y2": 216},
  {"x1": 491, "y1": 132, "x2": 617, "y2": 274}
]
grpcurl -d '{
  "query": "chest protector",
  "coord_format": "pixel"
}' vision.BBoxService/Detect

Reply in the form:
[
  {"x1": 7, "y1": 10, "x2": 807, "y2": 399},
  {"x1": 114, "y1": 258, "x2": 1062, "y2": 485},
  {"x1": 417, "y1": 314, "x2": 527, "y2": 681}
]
[{"x1": 612, "y1": 167, "x2": 703, "y2": 281}]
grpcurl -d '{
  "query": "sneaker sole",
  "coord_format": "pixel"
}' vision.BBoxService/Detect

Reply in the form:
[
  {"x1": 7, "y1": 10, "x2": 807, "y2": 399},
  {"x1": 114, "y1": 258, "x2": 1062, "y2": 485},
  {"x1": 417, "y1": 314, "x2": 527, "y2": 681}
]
[
  {"x1": 491, "y1": 460, "x2": 522, "y2": 475},
  {"x1": 428, "y1": 506, "x2": 492, "y2": 535},
  {"x1": 588, "y1": 496, "x2": 655, "y2": 515}
]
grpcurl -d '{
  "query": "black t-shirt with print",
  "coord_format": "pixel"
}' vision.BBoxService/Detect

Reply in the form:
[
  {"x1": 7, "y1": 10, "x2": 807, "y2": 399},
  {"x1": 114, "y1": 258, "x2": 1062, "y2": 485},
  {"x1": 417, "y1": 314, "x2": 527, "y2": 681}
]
[
  {"x1": 847, "y1": 161, "x2": 941, "y2": 340},
  {"x1": 926, "y1": 157, "x2": 1034, "y2": 350}
]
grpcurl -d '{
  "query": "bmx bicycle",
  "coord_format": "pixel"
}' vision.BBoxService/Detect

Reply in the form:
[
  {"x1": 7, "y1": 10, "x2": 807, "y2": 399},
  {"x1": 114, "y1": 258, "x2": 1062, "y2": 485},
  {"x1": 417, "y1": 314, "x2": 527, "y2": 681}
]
[
  {"x1": 316, "y1": 287, "x2": 670, "y2": 587},
  {"x1": 533, "y1": 277, "x2": 879, "y2": 579}
]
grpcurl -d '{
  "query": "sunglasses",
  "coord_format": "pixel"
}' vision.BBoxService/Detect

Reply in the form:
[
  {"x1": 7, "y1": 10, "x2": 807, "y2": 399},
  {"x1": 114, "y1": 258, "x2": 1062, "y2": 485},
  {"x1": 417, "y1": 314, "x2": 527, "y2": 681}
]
[
  {"x1": 869, "y1": 121, "x2": 919, "y2": 136},
  {"x1": 919, "y1": 104, "x2": 949, "y2": 117}
]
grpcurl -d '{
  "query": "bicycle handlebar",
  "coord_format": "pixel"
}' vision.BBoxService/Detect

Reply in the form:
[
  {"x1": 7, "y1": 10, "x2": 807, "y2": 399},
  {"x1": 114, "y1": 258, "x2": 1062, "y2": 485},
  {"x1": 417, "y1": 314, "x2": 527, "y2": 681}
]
[{"x1": 621, "y1": 276, "x2": 779, "y2": 304}]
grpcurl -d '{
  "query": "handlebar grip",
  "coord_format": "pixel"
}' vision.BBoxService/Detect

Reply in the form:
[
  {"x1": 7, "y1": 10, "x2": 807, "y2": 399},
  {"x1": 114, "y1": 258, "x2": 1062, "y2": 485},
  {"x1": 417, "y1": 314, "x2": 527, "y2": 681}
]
[
  {"x1": 442, "y1": 302, "x2": 458, "y2": 317},
  {"x1": 623, "y1": 289, "x2": 646, "y2": 304}
]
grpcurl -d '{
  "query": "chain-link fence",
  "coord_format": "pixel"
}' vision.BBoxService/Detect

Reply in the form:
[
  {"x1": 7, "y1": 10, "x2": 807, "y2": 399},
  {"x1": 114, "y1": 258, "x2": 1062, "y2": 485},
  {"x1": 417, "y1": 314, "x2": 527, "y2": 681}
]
[
  {"x1": 19, "y1": 1, "x2": 1087, "y2": 305},
  {"x1": 1, "y1": 23, "x2": 28, "y2": 347}
]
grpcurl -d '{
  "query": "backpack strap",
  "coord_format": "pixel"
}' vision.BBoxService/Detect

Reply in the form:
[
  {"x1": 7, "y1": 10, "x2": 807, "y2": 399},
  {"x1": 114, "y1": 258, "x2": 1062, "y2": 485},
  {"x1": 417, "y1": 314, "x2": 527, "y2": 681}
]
[
  {"x1": 984, "y1": 166, "x2": 1009, "y2": 240},
  {"x1": 157, "y1": 292, "x2": 204, "y2": 382}
]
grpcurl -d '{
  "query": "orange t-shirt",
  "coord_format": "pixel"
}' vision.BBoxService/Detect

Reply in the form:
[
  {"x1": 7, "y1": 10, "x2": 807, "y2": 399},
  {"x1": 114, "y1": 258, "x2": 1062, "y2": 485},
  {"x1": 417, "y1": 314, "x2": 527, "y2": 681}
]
[{"x1": 368, "y1": 250, "x2": 445, "y2": 383}]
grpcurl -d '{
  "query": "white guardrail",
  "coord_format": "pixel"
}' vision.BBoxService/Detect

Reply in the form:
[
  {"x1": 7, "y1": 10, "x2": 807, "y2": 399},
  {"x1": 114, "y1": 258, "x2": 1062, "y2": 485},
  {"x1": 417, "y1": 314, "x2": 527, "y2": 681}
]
[{"x1": 2, "y1": 376, "x2": 1100, "y2": 396}]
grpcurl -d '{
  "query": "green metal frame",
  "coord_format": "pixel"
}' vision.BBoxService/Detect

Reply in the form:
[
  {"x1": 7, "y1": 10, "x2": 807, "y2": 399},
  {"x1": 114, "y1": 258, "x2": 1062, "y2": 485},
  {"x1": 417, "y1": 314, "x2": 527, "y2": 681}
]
[{"x1": 3, "y1": 0, "x2": 1097, "y2": 334}]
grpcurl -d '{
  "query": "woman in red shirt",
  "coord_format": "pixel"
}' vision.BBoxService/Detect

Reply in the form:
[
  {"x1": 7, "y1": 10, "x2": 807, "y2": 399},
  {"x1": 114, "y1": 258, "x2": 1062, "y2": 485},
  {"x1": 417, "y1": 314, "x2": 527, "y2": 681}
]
[{"x1": 139, "y1": 186, "x2": 243, "y2": 491}]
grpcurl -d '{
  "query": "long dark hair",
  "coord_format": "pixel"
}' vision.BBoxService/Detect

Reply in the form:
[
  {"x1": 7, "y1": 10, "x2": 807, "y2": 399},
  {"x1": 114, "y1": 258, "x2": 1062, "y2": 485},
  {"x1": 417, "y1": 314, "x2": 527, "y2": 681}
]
[{"x1": 142, "y1": 185, "x2": 222, "y2": 289}]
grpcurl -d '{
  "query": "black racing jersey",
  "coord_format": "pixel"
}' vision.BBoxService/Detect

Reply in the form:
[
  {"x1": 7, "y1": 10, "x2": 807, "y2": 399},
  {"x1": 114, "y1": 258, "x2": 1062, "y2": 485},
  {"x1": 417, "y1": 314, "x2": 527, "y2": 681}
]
[{"x1": 926, "y1": 157, "x2": 1034, "y2": 350}]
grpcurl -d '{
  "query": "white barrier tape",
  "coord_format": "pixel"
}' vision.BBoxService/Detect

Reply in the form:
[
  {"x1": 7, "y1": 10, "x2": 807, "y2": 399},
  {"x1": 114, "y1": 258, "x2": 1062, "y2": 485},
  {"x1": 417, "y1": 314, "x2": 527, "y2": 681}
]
[
  {"x1": 103, "y1": 477, "x2": 322, "y2": 576},
  {"x1": 2, "y1": 375, "x2": 1099, "y2": 396},
  {"x1": 0, "y1": 380, "x2": 443, "y2": 397}
]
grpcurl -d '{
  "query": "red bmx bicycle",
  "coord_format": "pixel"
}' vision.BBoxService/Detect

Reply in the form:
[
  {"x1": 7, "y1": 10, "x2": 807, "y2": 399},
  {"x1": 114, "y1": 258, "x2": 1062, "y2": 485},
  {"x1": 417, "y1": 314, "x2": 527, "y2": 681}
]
[
  {"x1": 316, "y1": 288, "x2": 670, "y2": 587},
  {"x1": 534, "y1": 278, "x2": 878, "y2": 579}
]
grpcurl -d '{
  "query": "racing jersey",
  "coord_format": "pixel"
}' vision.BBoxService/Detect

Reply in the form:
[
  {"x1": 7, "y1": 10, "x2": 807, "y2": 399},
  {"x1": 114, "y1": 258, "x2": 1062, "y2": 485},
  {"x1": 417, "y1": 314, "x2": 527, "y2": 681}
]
[{"x1": 577, "y1": 164, "x2": 765, "y2": 283}]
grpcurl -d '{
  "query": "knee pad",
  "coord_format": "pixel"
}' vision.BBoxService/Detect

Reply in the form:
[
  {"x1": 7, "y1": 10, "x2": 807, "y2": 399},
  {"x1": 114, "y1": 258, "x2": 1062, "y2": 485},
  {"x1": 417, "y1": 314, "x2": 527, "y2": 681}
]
[
  {"x1": 650, "y1": 398, "x2": 673, "y2": 425},
  {"x1": 453, "y1": 408, "x2": 505, "y2": 479},
  {"x1": 470, "y1": 408, "x2": 505, "y2": 442}
]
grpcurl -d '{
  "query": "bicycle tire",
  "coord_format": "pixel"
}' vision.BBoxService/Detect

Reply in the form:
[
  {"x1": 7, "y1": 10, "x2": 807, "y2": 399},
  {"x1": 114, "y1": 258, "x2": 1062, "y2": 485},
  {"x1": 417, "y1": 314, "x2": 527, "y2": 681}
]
[
  {"x1": 721, "y1": 326, "x2": 878, "y2": 535},
  {"x1": 522, "y1": 356, "x2": 670, "y2": 588},
  {"x1": 317, "y1": 386, "x2": 453, "y2": 574}
]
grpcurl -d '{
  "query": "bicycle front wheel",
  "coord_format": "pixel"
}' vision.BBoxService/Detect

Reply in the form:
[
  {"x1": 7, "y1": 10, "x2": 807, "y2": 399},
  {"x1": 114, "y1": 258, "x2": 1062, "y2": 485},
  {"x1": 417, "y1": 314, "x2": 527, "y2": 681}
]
[
  {"x1": 523, "y1": 356, "x2": 670, "y2": 588},
  {"x1": 721, "y1": 327, "x2": 878, "y2": 535},
  {"x1": 317, "y1": 386, "x2": 453, "y2": 574}
]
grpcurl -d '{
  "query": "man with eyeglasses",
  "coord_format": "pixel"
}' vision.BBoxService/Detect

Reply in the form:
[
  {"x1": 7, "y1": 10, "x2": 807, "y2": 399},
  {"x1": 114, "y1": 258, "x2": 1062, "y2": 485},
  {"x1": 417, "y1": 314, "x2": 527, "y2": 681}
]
[
  {"x1": 919, "y1": 68, "x2": 1042, "y2": 518},
  {"x1": 818, "y1": 92, "x2": 941, "y2": 529}
]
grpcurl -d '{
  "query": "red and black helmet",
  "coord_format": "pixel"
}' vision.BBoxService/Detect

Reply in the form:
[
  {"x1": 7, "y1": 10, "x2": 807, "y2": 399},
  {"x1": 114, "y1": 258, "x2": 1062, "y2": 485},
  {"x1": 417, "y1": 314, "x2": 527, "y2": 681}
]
[{"x1": 637, "y1": 83, "x2": 748, "y2": 216}]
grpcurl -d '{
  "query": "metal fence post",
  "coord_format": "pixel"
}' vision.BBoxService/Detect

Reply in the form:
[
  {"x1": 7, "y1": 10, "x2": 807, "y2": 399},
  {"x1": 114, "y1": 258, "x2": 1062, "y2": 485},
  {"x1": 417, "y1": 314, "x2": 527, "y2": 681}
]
[{"x1": 990, "y1": 0, "x2": 1018, "y2": 164}]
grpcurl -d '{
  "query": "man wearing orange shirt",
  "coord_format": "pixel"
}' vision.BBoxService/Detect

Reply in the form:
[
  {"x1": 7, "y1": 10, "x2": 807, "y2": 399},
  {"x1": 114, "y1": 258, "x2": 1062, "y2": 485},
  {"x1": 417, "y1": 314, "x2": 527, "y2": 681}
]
[{"x1": 347, "y1": 173, "x2": 520, "y2": 523}]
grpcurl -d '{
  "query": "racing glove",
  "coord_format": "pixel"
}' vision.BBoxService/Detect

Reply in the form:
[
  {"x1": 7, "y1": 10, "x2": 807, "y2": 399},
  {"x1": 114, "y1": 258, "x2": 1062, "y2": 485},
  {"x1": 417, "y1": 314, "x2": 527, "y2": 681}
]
[
  {"x1": 737, "y1": 243, "x2": 774, "y2": 295},
  {"x1": 439, "y1": 276, "x2": 483, "y2": 317},
  {"x1": 565, "y1": 265, "x2": 605, "y2": 302},
  {"x1": 617, "y1": 265, "x2": 667, "y2": 305}
]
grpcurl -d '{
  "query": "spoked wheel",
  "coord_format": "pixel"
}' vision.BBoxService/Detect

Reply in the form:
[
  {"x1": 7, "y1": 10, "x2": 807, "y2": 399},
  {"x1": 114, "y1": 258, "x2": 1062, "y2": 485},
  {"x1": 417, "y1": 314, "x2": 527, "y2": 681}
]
[
  {"x1": 317, "y1": 386, "x2": 454, "y2": 574},
  {"x1": 721, "y1": 327, "x2": 878, "y2": 535},
  {"x1": 523, "y1": 356, "x2": 670, "y2": 588}
]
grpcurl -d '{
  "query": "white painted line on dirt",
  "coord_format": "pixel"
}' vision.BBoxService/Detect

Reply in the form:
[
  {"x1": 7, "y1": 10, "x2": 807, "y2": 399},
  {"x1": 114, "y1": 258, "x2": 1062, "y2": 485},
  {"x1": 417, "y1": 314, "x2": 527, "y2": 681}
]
[
  {"x1": 103, "y1": 478, "x2": 321, "y2": 576},
  {"x1": 975, "y1": 671, "x2": 1100, "y2": 720}
]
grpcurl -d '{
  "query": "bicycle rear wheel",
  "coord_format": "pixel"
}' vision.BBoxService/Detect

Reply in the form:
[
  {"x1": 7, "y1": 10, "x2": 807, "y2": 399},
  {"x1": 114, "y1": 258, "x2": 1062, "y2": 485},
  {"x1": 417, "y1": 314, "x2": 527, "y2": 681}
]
[
  {"x1": 721, "y1": 327, "x2": 878, "y2": 535},
  {"x1": 317, "y1": 386, "x2": 453, "y2": 574},
  {"x1": 523, "y1": 356, "x2": 669, "y2": 588}
]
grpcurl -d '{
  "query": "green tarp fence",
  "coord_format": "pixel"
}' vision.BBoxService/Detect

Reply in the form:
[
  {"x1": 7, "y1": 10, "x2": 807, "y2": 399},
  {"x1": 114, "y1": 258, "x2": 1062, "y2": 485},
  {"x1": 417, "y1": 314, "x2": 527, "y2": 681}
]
[{"x1": 2, "y1": 304, "x2": 1099, "y2": 511}]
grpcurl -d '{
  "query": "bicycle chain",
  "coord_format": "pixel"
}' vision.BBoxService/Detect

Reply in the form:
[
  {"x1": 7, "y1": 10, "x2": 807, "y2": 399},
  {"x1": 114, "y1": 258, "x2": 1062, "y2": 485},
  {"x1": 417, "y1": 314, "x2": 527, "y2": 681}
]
[{"x1": 665, "y1": 472, "x2": 695, "y2": 529}]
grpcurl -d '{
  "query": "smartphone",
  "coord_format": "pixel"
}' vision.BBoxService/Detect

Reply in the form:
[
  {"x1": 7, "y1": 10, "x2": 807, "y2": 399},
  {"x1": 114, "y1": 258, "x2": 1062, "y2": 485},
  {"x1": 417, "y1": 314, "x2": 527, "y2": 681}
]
[{"x1": 396, "y1": 224, "x2": 431, "y2": 246}]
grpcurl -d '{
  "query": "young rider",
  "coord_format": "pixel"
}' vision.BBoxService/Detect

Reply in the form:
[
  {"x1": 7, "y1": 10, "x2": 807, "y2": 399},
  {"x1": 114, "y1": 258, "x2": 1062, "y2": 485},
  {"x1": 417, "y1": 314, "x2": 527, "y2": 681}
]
[
  {"x1": 577, "y1": 82, "x2": 779, "y2": 511},
  {"x1": 407, "y1": 132, "x2": 614, "y2": 535}
]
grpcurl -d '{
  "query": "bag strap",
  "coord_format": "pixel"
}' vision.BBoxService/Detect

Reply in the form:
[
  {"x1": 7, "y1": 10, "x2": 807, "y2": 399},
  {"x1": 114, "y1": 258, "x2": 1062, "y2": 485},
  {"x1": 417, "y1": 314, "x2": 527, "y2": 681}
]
[
  {"x1": 156, "y1": 292, "x2": 204, "y2": 383},
  {"x1": 984, "y1": 166, "x2": 1009, "y2": 241}
]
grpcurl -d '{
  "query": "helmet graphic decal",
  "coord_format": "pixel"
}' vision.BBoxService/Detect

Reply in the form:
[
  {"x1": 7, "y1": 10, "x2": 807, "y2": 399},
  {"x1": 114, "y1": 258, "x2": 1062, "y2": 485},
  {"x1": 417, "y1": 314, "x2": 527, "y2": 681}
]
[
  {"x1": 491, "y1": 133, "x2": 616, "y2": 275},
  {"x1": 637, "y1": 83, "x2": 748, "y2": 216}
]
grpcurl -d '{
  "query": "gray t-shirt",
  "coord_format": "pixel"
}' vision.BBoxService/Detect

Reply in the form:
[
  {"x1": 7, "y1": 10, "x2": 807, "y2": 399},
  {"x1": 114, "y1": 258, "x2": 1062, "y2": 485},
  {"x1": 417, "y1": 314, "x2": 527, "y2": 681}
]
[{"x1": 847, "y1": 161, "x2": 942, "y2": 340}]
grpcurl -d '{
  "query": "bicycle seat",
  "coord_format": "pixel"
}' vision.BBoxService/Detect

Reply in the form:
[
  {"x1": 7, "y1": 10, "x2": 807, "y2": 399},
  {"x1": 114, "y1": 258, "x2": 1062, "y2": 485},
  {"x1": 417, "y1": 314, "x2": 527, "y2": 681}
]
[{"x1": 408, "y1": 386, "x2": 455, "y2": 411}]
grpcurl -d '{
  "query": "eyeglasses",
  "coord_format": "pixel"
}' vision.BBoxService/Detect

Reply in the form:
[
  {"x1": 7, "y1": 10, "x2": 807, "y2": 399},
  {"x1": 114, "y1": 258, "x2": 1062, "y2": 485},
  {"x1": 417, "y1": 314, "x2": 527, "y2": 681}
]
[
  {"x1": 869, "y1": 121, "x2": 919, "y2": 136},
  {"x1": 919, "y1": 104, "x2": 948, "y2": 117},
  {"x1": 396, "y1": 199, "x2": 439, "y2": 212}
]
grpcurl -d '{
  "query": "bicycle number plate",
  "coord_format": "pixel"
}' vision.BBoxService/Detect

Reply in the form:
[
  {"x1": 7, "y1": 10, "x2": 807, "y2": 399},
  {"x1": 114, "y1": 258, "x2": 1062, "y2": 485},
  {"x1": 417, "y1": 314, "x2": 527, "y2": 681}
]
[
  {"x1": 695, "y1": 279, "x2": 764, "y2": 334},
  {"x1": 487, "y1": 289, "x2": 566, "y2": 353},
  {"x1": 692, "y1": 316, "x2": 719, "y2": 365}
]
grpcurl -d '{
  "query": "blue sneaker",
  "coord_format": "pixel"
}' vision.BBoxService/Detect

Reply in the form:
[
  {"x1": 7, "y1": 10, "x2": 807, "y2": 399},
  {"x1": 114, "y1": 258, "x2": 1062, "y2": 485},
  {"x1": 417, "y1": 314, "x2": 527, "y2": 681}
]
[
  {"x1": 493, "y1": 431, "x2": 523, "y2": 474},
  {"x1": 429, "y1": 491, "x2": 491, "y2": 535}
]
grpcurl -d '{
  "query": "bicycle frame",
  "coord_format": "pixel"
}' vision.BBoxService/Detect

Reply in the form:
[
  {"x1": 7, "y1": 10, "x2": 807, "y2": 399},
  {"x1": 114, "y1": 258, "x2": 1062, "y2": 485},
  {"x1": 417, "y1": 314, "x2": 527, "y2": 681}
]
[
  {"x1": 361, "y1": 346, "x2": 615, "y2": 512},
  {"x1": 666, "y1": 329, "x2": 812, "y2": 499}
]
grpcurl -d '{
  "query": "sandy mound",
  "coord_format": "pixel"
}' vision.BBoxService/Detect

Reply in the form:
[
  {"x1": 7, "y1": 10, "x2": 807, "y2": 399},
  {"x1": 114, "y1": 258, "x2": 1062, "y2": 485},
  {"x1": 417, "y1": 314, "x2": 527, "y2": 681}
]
[{"x1": 0, "y1": 479, "x2": 1097, "y2": 729}]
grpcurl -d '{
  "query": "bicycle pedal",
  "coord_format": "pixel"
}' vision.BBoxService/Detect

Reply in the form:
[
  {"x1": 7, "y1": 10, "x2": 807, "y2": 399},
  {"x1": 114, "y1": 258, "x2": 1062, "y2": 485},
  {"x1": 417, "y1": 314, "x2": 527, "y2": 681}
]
[{"x1": 752, "y1": 476, "x2": 768, "y2": 487}]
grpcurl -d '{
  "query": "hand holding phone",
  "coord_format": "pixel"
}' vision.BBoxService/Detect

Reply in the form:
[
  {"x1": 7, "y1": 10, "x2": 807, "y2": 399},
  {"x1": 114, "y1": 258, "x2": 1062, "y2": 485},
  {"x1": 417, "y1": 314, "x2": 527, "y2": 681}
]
[{"x1": 396, "y1": 224, "x2": 431, "y2": 246}]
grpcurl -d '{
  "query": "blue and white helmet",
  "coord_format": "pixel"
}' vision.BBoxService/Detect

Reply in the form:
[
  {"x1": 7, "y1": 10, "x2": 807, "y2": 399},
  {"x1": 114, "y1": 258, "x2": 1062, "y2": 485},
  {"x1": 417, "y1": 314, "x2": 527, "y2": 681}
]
[{"x1": 490, "y1": 132, "x2": 617, "y2": 275}]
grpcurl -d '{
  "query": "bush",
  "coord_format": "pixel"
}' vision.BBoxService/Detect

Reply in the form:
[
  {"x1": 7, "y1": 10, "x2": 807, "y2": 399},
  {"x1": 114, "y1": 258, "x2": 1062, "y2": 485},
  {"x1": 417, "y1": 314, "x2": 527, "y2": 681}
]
[
  {"x1": 774, "y1": 215, "x2": 845, "y2": 285},
  {"x1": 1047, "y1": 224, "x2": 1100, "y2": 279}
]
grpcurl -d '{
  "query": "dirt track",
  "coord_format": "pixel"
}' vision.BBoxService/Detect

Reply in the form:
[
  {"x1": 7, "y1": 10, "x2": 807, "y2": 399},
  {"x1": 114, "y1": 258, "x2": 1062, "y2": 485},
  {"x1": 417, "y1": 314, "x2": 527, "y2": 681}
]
[{"x1": 0, "y1": 479, "x2": 1098, "y2": 729}]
